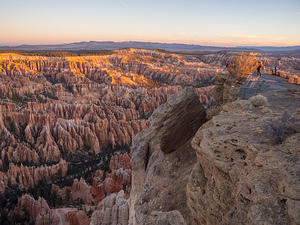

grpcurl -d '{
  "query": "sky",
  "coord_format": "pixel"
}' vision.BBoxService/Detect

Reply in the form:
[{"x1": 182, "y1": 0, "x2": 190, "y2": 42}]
[{"x1": 0, "y1": 0, "x2": 299, "y2": 46}]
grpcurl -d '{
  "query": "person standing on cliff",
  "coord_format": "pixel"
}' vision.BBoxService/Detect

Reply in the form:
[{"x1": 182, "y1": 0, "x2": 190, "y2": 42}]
[
  {"x1": 257, "y1": 62, "x2": 263, "y2": 77},
  {"x1": 275, "y1": 58, "x2": 280, "y2": 76}
]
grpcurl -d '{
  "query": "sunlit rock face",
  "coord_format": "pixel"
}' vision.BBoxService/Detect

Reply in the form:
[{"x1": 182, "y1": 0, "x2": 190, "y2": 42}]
[{"x1": 0, "y1": 49, "x2": 219, "y2": 91}]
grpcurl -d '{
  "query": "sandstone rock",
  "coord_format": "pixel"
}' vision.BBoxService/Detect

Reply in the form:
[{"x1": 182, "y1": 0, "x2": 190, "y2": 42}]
[
  {"x1": 103, "y1": 153, "x2": 131, "y2": 197},
  {"x1": 130, "y1": 87, "x2": 207, "y2": 225},
  {"x1": 109, "y1": 153, "x2": 131, "y2": 170},
  {"x1": 188, "y1": 94, "x2": 300, "y2": 225},
  {"x1": 150, "y1": 87, "x2": 206, "y2": 153}
]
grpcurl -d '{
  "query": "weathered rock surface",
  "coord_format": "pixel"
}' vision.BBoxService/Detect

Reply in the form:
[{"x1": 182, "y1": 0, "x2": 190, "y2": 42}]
[
  {"x1": 188, "y1": 92, "x2": 300, "y2": 225},
  {"x1": 129, "y1": 87, "x2": 207, "y2": 225},
  {"x1": 150, "y1": 87, "x2": 207, "y2": 153},
  {"x1": 90, "y1": 190, "x2": 129, "y2": 225},
  {"x1": 130, "y1": 86, "x2": 300, "y2": 225}
]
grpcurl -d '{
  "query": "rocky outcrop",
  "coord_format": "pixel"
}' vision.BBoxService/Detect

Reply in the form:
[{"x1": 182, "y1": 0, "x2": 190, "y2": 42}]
[
  {"x1": 188, "y1": 96, "x2": 300, "y2": 225},
  {"x1": 197, "y1": 51, "x2": 300, "y2": 79},
  {"x1": 130, "y1": 86, "x2": 300, "y2": 225},
  {"x1": 0, "y1": 104, "x2": 150, "y2": 161},
  {"x1": 129, "y1": 87, "x2": 207, "y2": 225},
  {"x1": 83, "y1": 153, "x2": 131, "y2": 203},
  {"x1": 150, "y1": 87, "x2": 207, "y2": 153}
]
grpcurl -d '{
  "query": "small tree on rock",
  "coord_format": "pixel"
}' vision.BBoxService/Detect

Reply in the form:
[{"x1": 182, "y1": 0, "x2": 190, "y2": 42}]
[{"x1": 227, "y1": 52, "x2": 258, "y2": 79}]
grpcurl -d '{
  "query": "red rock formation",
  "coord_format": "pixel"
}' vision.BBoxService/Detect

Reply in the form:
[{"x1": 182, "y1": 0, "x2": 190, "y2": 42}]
[
  {"x1": 0, "y1": 159, "x2": 67, "y2": 193},
  {"x1": 1, "y1": 49, "x2": 217, "y2": 224},
  {"x1": 14, "y1": 194, "x2": 60, "y2": 225},
  {"x1": 0, "y1": 102, "x2": 16, "y2": 112},
  {"x1": 91, "y1": 153, "x2": 131, "y2": 203},
  {"x1": 71, "y1": 178, "x2": 94, "y2": 204},
  {"x1": 52, "y1": 153, "x2": 131, "y2": 205}
]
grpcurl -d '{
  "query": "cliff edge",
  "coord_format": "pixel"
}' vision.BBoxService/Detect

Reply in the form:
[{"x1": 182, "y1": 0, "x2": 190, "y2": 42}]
[
  {"x1": 130, "y1": 88, "x2": 300, "y2": 225},
  {"x1": 129, "y1": 87, "x2": 207, "y2": 225}
]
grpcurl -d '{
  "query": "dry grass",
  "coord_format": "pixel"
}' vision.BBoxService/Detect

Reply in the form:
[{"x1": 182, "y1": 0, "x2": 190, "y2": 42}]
[{"x1": 249, "y1": 95, "x2": 268, "y2": 107}]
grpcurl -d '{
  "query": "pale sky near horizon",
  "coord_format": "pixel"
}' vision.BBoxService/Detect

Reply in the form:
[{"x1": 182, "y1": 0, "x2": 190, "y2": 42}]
[{"x1": 0, "y1": 0, "x2": 299, "y2": 46}]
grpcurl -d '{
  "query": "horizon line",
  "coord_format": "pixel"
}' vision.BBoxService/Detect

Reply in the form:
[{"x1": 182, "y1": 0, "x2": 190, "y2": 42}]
[{"x1": 1, "y1": 40, "x2": 300, "y2": 48}]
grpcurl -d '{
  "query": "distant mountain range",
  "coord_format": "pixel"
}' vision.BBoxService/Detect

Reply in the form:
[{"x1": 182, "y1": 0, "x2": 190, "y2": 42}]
[
  {"x1": 237, "y1": 46, "x2": 300, "y2": 51},
  {"x1": 0, "y1": 41, "x2": 300, "y2": 52}
]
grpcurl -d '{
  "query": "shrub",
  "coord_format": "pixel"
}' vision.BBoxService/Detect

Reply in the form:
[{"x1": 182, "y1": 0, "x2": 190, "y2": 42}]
[
  {"x1": 263, "y1": 111, "x2": 296, "y2": 144},
  {"x1": 249, "y1": 95, "x2": 268, "y2": 107},
  {"x1": 227, "y1": 52, "x2": 258, "y2": 78}
]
